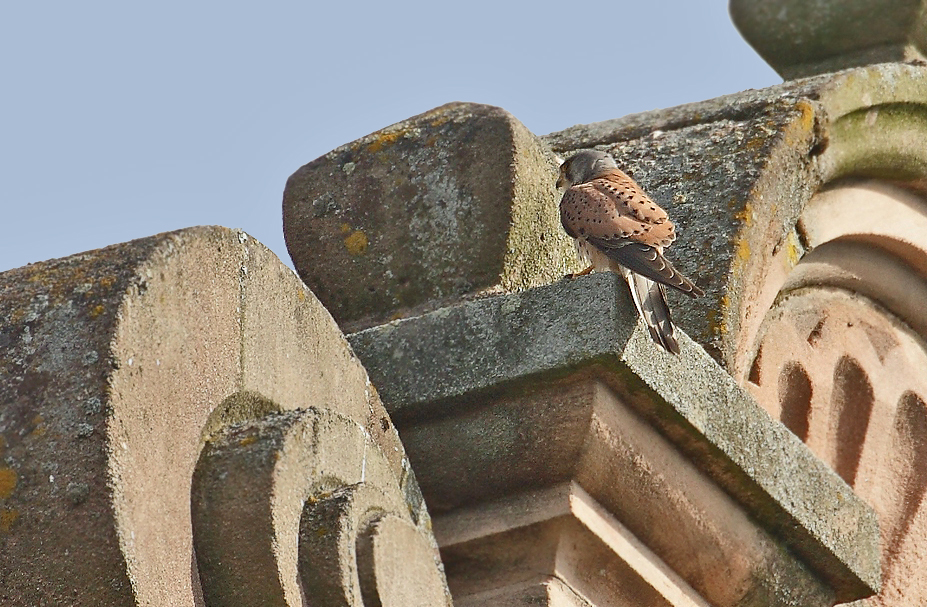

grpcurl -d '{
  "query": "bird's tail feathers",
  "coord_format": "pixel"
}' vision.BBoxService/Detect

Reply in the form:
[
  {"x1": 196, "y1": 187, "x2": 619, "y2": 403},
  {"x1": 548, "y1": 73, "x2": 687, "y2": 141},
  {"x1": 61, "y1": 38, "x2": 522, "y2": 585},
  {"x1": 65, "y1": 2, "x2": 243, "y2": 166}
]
[{"x1": 624, "y1": 271, "x2": 680, "y2": 355}]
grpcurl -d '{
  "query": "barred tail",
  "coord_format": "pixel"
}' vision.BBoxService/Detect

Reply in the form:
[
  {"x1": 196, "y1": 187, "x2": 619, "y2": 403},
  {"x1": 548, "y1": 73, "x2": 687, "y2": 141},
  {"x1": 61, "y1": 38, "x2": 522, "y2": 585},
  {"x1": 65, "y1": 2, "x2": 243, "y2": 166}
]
[{"x1": 624, "y1": 270, "x2": 680, "y2": 355}]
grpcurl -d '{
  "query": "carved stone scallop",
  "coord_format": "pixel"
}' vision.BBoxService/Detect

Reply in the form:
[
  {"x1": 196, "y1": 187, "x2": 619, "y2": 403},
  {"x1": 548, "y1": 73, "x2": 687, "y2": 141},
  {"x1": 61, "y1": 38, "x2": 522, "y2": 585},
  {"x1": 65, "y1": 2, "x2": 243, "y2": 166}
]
[{"x1": 746, "y1": 184, "x2": 927, "y2": 604}]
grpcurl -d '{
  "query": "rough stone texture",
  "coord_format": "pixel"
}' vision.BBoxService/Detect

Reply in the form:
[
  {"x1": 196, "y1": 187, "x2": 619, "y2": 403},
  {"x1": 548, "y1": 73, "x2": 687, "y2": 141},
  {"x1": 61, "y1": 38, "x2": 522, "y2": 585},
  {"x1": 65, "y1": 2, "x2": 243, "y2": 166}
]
[
  {"x1": 543, "y1": 62, "x2": 927, "y2": 380},
  {"x1": 348, "y1": 271, "x2": 881, "y2": 605},
  {"x1": 730, "y1": 0, "x2": 927, "y2": 78},
  {"x1": 193, "y1": 407, "x2": 448, "y2": 607},
  {"x1": 548, "y1": 62, "x2": 927, "y2": 607},
  {"x1": 282, "y1": 101, "x2": 578, "y2": 333},
  {"x1": 0, "y1": 226, "x2": 450, "y2": 606},
  {"x1": 357, "y1": 513, "x2": 452, "y2": 606}
]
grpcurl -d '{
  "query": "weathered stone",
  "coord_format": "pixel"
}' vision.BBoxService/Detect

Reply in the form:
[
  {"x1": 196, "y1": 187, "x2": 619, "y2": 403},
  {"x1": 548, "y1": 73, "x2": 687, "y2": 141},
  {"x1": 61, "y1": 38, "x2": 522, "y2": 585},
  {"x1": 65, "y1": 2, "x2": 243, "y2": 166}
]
[
  {"x1": 356, "y1": 514, "x2": 452, "y2": 607},
  {"x1": 0, "y1": 227, "x2": 449, "y2": 606},
  {"x1": 544, "y1": 62, "x2": 927, "y2": 378},
  {"x1": 282, "y1": 101, "x2": 576, "y2": 333},
  {"x1": 193, "y1": 407, "x2": 449, "y2": 607},
  {"x1": 730, "y1": 0, "x2": 927, "y2": 78},
  {"x1": 547, "y1": 63, "x2": 927, "y2": 607},
  {"x1": 745, "y1": 184, "x2": 927, "y2": 607},
  {"x1": 348, "y1": 271, "x2": 881, "y2": 605}
]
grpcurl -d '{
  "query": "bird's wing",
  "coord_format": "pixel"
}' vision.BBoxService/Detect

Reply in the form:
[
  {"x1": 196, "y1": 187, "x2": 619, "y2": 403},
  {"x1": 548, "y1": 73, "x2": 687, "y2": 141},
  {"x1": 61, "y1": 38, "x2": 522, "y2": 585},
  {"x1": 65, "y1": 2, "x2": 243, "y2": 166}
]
[
  {"x1": 559, "y1": 173, "x2": 701, "y2": 297},
  {"x1": 559, "y1": 174, "x2": 675, "y2": 247},
  {"x1": 596, "y1": 239, "x2": 704, "y2": 298},
  {"x1": 591, "y1": 170, "x2": 670, "y2": 222}
]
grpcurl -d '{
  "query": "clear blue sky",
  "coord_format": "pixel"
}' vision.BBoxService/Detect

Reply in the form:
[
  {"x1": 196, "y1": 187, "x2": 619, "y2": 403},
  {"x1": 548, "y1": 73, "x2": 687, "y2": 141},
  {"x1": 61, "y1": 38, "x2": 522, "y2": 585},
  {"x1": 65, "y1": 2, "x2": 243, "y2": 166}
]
[{"x1": 0, "y1": 1, "x2": 779, "y2": 274}]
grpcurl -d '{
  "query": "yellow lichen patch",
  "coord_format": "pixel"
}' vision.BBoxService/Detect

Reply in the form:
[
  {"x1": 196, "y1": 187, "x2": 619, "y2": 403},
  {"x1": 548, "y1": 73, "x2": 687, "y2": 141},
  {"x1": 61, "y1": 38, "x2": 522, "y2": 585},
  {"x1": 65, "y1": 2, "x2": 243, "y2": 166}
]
[
  {"x1": 339, "y1": 223, "x2": 352, "y2": 235},
  {"x1": 718, "y1": 295, "x2": 731, "y2": 336},
  {"x1": 779, "y1": 99, "x2": 818, "y2": 149},
  {"x1": 744, "y1": 136, "x2": 768, "y2": 151},
  {"x1": 30, "y1": 425, "x2": 46, "y2": 437},
  {"x1": 90, "y1": 304, "x2": 106, "y2": 318},
  {"x1": 367, "y1": 129, "x2": 405, "y2": 153},
  {"x1": 99, "y1": 275, "x2": 116, "y2": 289},
  {"x1": 736, "y1": 237, "x2": 752, "y2": 265},
  {"x1": 796, "y1": 99, "x2": 816, "y2": 133},
  {"x1": 30, "y1": 415, "x2": 47, "y2": 437},
  {"x1": 0, "y1": 509, "x2": 19, "y2": 533},
  {"x1": 706, "y1": 294, "x2": 732, "y2": 339},
  {"x1": 239, "y1": 436, "x2": 257, "y2": 447},
  {"x1": 297, "y1": 289, "x2": 306, "y2": 301},
  {"x1": 0, "y1": 467, "x2": 17, "y2": 499},
  {"x1": 784, "y1": 230, "x2": 802, "y2": 267},
  {"x1": 344, "y1": 231, "x2": 369, "y2": 256},
  {"x1": 734, "y1": 202, "x2": 755, "y2": 227}
]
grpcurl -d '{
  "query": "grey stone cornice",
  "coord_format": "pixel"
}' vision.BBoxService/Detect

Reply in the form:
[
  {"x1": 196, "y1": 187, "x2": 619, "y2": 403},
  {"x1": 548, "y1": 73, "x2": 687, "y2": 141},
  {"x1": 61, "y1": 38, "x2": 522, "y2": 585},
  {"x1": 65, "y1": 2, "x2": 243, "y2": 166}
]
[{"x1": 348, "y1": 271, "x2": 881, "y2": 601}]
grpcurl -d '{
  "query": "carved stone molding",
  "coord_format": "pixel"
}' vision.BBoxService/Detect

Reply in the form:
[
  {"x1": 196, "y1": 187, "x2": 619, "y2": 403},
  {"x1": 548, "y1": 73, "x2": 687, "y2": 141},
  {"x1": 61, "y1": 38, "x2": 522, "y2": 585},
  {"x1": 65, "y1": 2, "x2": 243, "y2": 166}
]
[
  {"x1": 349, "y1": 273, "x2": 880, "y2": 606},
  {"x1": 546, "y1": 61, "x2": 927, "y2": 606},
  {"x1": 0, "y1": 227, "x2": 451, "y2": 606},
  {"x1": 745, "y1": 182, "x2": 927, "y2": 605}
]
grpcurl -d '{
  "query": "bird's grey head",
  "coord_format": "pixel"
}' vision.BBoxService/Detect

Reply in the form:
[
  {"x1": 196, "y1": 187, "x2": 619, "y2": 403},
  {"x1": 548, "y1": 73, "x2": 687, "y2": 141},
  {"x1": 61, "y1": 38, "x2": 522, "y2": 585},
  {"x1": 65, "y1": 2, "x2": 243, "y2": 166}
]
[{"x1": 557, "y1": 150, "x2": 618, "y2": 189}]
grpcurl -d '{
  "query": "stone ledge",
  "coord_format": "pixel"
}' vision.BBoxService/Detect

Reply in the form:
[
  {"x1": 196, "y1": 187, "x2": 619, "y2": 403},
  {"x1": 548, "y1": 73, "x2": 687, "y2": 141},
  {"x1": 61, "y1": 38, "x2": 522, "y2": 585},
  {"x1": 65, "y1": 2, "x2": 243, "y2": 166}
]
[{"x1": 348, "y1": 271, "x2": 880, "y2": 602}]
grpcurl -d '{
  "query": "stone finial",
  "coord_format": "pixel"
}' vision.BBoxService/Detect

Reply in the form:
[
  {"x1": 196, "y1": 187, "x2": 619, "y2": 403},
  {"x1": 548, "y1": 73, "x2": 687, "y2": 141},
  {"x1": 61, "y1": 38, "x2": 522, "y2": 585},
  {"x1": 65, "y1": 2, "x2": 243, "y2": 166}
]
[
  {"x1": 0, "y1": 227, "x2": 451, "y2": 606},
  {"x1": 282, "y1": 102, "x2": 576, "y2": 333},
  {"x1": 730, "y1": 0, "x2": 927, "y2": 78}
]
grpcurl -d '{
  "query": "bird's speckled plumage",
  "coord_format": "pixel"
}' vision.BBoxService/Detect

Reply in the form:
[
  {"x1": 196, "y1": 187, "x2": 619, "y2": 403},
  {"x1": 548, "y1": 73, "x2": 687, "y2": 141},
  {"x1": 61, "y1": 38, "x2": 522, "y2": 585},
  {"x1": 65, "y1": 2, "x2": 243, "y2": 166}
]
[{"x1": 557, "y1": 150, "x2": 703, "y2": 354}]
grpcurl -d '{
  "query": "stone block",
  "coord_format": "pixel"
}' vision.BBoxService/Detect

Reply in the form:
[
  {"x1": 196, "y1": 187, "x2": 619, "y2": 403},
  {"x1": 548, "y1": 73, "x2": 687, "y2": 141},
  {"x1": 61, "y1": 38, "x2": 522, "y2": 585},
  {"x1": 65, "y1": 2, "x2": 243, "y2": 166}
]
[
  {"x1": 282, "y1": 101, "x2": 576, "y2": 333},
  {"x1": 0, "y1": 227, "x2": 449, "y2": 606},
  {"x1": 548, "y1": 63, "x2": 927, "y2": 607}
]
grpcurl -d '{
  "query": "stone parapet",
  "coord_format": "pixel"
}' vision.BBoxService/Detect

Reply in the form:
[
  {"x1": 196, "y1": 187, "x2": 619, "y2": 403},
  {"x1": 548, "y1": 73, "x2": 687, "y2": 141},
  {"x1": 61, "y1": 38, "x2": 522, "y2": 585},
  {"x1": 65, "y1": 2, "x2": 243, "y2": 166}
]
[
  {"x1": 544, "y1": 62, "x2": 927, "y2": 376},
  {"x1": 544, "y1": 62, "x2": 927, "y2": 605}
]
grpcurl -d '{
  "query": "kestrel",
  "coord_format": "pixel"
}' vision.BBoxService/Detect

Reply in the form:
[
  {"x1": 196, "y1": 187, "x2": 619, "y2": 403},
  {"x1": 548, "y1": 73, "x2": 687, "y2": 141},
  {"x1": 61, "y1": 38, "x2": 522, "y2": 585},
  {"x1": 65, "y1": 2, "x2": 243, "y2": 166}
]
[{"x1": 557, "y1": 150, "x2": 703, "y2": 354}]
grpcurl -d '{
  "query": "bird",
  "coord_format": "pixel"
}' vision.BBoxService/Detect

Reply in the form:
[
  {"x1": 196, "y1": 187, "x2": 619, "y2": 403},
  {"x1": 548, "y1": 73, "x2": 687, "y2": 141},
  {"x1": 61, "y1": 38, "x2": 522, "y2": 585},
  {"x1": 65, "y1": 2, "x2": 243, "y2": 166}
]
[{"x1": 557, "y1": 149, "x2": 703, "y2": 354}]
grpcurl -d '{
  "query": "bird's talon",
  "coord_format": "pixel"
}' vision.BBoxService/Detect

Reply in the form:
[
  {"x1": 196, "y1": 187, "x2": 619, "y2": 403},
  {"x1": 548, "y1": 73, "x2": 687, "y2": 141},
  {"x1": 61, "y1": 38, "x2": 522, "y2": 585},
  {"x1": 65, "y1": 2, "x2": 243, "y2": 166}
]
[{"x1": 566, "y1": 266, "x2": 594, "y2": 279}]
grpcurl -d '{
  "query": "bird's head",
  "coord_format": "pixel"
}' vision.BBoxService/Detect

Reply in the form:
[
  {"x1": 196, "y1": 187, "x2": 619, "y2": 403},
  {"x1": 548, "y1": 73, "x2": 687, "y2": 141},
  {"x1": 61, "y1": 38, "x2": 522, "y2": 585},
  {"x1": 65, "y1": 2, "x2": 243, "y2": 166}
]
[{"x1": 557, "y1": 150, "x2": 618, "y2": 189}]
